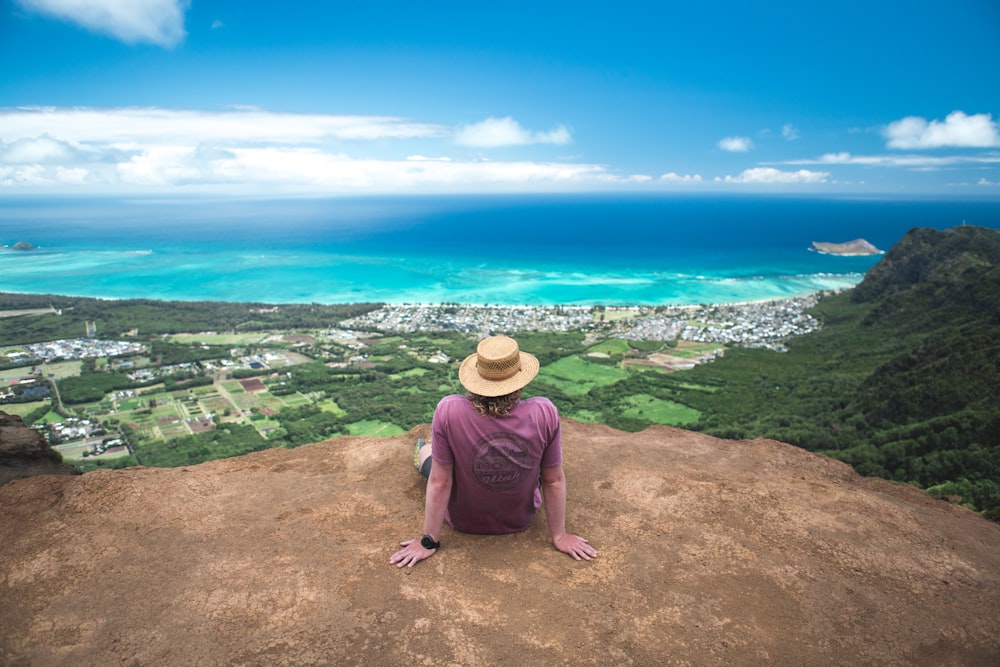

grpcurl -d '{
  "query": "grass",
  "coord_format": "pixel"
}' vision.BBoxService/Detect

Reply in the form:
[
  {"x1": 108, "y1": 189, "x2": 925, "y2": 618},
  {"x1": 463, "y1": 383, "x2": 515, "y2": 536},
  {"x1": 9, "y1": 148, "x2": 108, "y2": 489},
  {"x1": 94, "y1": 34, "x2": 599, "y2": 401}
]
[
  {"x1": 345, "y1": 419, "x2": 405, "y2": 437},
  {"x1": 619, "y1": 394, "x2": 701, "y2": 425},
  {"x1": 0, "y1": 400, "x2": 50, "y2": 418},
  {"x1": 593, "y1": 308, "x2": 641, "y2": 322},
  {"x1": 565, "y1": 409, "x2": 602, "y2": 423},
  {"x1": 317, "y1": 398, "x2": 347, "y2": 416},
  {"x1": 390, "y1": 368, "x2": 430, "y2": 380},
  {"x1": 0, "y1": 366, "x2": 34, "y2": 383},
  {"x1": 586, "y1": 338, "x2": 632, "y2": 355},
  {"x1": 667, "y1": 342, "x2": 725, "y2": 359},
  {"x1": 167, "y1": 332, "x2": 269, "y2": 346},
  {"x1": 41, "y1": 410, "x2": 64, "y2": 424},
  {"x1": 537, "y1": 355, "x2": 630, "y2": 396},
  {"x1": 41, "y1": 360, "x2": 84, "y2": 379}
]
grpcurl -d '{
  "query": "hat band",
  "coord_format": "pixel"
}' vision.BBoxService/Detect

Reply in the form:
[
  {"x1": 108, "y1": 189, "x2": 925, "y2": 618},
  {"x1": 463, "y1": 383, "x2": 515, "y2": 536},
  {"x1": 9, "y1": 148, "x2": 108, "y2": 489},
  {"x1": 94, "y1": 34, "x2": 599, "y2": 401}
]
[{"x1": 477, "y1": 357, "x2": 520, "y2": 381}]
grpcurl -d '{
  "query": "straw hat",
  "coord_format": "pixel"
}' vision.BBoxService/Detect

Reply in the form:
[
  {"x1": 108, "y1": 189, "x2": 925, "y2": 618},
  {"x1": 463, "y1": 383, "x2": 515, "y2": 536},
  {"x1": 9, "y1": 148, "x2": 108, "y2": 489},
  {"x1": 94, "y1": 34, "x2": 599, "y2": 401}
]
[{"x1": 458, "y1": 335, "x2": 540, "y2": 397}]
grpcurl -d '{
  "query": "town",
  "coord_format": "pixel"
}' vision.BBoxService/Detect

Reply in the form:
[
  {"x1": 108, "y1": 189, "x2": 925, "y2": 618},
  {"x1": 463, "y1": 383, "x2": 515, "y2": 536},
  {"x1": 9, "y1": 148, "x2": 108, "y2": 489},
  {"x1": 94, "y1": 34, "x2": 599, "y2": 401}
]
[{"x1": 341, "y1": 294, "x2": 823, "y2": 351}]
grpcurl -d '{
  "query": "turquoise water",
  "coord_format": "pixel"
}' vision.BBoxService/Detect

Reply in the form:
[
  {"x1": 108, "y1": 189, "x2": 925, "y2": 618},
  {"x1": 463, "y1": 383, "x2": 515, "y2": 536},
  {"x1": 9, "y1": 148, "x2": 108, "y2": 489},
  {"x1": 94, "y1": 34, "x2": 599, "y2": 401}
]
[{"x1": 1, "y1": 194, "x2": 997, "y2": 305}]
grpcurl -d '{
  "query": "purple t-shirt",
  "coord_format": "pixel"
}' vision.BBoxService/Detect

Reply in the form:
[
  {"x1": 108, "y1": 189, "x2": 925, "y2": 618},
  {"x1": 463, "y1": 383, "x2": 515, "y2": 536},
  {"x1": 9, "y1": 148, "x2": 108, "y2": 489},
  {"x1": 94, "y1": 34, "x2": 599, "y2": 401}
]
[{"x1": 431, "y1": 395, "x2": 563, "y2": 534}]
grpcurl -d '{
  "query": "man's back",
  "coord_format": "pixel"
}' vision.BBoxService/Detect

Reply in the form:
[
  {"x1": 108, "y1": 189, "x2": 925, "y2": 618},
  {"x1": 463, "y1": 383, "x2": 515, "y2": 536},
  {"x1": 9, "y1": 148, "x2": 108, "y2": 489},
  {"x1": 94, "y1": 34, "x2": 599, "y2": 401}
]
[{"x1": 431, "y1": 394, "x2": 562, "y2": 534}]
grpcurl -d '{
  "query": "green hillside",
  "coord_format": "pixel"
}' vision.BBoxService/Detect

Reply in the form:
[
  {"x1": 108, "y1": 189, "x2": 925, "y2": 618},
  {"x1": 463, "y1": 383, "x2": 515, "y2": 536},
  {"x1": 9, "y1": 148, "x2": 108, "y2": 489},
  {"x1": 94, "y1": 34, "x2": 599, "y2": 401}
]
[{"x1": 668, "y1": 225, "x2": 1000, "y2": 517}]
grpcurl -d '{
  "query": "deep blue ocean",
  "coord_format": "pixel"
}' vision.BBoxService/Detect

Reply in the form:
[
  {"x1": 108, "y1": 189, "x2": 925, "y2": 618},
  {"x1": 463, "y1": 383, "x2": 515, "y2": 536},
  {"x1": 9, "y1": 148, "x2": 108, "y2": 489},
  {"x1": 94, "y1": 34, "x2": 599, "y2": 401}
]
[{"x1": 2, "y1": 194, "x2": 998, "y2": 306}]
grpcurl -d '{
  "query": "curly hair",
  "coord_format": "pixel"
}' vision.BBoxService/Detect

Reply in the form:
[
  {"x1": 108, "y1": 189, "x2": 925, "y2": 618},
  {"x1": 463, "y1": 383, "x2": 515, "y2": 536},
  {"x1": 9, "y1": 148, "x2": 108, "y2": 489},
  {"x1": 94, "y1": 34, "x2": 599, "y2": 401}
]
[{"x1": 467, "y1": 389, "x2": 523, "y2": 418}]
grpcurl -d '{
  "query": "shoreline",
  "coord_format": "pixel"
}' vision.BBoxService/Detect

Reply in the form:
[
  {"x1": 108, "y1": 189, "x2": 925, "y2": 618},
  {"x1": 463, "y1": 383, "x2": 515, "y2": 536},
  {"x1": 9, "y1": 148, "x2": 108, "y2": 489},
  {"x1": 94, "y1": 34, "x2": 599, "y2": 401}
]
[{"x1": 0, "y1": 285, "x2": 850, "y2": 311}]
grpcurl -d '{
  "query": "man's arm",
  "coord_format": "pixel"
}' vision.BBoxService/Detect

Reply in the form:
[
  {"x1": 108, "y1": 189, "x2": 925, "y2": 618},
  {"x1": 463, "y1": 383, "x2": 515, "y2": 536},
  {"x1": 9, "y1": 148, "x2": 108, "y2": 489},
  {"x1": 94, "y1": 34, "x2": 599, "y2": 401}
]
[
  {"x1": 540, "y1": 464, "x2": 597, "y2": 561},
  {"x1": 390, "y1": 460, "x2": 453, "y2": 568}
]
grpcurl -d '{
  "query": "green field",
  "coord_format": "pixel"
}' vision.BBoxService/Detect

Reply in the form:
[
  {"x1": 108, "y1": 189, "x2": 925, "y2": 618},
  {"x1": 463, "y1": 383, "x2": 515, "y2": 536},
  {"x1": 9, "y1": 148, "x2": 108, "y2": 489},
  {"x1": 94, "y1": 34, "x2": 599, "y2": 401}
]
[
  {"x1": 668, "y1": 342, "x2": 725, "y2": 359},
  {"x1": 168, "y1": 332, "x2": 270, "y2": 345},
  {"x1": 0, "y1": 366, "x2": 34, "y2": 383},
  {"x1": 0, "y1": 400, "x2": 50, "y2": 418},
  {"x1": 537, "y1": 355, "x2": 630, "y2": 396},
  {"x1": 317, "y1": 398, "x2": 347, "y2": 416},
  {"x1": 586, "y1": 338, "x2": 632, "y2": 355},
  {"x1": 619, "y1": 394, "x2": 700, "y2": 425},
  {"x1": 346, "y1": 419, "x2": 406, "y2": 437},
  {"x1": 42, "y1": 360, "x2": 84, "y2": 379}
]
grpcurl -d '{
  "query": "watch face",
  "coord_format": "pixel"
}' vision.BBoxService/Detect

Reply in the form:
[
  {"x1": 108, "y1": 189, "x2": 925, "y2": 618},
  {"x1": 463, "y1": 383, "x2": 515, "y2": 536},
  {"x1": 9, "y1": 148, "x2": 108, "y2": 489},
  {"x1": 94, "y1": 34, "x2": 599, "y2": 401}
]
[{"x1": 421, "y1": 535, "x2": 439, "y2": 550}]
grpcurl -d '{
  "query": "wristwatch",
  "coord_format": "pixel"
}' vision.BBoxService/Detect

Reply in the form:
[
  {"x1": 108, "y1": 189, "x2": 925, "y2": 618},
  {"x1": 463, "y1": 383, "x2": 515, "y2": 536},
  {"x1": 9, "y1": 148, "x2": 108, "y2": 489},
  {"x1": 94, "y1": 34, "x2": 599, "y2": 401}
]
[{"x1": 420, "y1": 534, "x2": 440, "y2": 550}]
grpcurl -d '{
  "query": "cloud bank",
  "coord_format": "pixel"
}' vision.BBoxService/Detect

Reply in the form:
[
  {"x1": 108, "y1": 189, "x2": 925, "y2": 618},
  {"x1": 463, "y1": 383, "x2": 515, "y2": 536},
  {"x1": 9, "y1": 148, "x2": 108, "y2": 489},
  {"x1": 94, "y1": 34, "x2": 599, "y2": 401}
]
[
  {"x1": 17, "y1": 0, "x2": 190, "y2": 48},
  {"x1": 0, "y1": 107, "x2": 609, "y2": 193},
  {"x1": 885, "y1": 111, "x2": 1000, "y2": 149}
]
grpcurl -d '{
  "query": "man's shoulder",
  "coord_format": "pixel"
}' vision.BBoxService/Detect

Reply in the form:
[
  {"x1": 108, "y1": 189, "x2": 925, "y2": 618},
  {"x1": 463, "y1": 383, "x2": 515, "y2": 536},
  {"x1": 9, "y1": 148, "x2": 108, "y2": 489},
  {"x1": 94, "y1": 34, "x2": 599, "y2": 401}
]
[
  {"x1": 436, "y1": 394, "x2": 469, "y2": 413},
  {"x1": 520, "y1": 396, "x2": 559, "y2": 417}
]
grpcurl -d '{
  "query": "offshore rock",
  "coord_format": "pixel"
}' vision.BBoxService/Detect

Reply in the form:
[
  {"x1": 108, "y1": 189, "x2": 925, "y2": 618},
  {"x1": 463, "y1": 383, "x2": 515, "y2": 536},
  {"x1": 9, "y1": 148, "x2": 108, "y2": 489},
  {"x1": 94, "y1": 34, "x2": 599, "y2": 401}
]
[
  {"x1": 810, "y1": 238, "x2": 883, "y2": 255},
  {"x1": 1, "y1": 421, "x2": 999, "y2": 666}
]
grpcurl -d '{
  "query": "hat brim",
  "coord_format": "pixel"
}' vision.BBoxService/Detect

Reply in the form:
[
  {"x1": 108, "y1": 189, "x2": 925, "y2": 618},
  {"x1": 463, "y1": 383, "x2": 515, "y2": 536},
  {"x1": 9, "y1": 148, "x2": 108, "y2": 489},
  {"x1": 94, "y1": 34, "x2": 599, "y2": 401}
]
[{"x1": 458, "y1": 350, "x2": 540, "y2": 397}]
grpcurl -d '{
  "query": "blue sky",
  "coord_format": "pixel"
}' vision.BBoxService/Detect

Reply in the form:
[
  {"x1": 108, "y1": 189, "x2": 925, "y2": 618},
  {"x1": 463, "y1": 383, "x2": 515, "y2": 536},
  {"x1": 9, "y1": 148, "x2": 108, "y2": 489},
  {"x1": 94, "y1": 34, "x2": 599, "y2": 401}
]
[{"x1": 2, "y1": 0, "x2": 999, "y2": 196}]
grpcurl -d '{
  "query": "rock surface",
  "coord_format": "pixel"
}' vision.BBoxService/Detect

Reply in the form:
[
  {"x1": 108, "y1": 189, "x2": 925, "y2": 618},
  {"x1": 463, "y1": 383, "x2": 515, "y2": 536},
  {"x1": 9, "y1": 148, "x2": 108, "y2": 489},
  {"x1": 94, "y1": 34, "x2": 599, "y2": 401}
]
[
  {"x1": 2, "y1": 421, "x2": 999, "y2": 666},
  {"x1": 0, "y1": 411, "x2": 80, "y2": 487}
]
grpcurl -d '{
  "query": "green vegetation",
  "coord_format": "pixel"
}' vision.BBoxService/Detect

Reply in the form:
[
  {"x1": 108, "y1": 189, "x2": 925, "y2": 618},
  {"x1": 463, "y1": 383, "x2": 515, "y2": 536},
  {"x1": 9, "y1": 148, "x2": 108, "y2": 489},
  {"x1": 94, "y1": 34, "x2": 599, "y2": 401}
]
[
  {"x1": 0, "y1": 294, "x2": 382, "y2": 344},
  {"x1": 666, "y1": 226, "x2": 1000, "y2": 516}
]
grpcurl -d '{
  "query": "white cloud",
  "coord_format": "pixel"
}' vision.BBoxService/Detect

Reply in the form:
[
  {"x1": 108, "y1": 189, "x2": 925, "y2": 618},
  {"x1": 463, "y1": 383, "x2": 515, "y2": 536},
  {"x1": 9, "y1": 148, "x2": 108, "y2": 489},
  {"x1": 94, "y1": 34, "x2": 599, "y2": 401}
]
[
  {"x1": 884, "y1": 111, "x2": 1000, "y2": 149},
  {"x1": 454, "y1": 117, "x2": 571, "y2": 147},
  {"x1": 723, "y1": 167, "x2": 829, "y2": 184},
  {"x1": 17, "y1": 0, "x2": 189, "y2": 48},
  {"x1": 782, "y1": 124, "x2": 800, "y2": 141},
  {"x1": 717, "y1": 136, "x2": 753, "y2": 152},
  {"x1": 778, "y1": 151, "x2": 1000, "y2": 168},
  {"x1": 595, "y1": 173, "x2": 654, "y2": 184},
  {"x1": 0, "y1": 135, "x2": 82, "y2": 164},
  {"x1": 660, "y1": 172, "x2": 702, "y2": 183}
]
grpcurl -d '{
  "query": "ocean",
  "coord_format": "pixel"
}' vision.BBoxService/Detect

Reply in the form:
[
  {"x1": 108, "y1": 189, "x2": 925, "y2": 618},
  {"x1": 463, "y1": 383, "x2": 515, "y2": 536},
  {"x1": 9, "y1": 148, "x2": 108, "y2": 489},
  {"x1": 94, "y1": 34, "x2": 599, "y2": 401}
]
[{"x1": 1, "y1": 194, "x2": 998, "y2": 306}]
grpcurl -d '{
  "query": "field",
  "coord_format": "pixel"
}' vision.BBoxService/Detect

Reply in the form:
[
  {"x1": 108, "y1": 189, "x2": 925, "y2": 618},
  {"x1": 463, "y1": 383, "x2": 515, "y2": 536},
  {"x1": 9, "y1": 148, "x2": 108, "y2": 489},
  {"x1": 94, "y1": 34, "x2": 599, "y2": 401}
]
[
  {"x1": 167, "y1": 333, "x2": 271, "y2": 346},
  {"x1": 346, "y1": 420, "x2": 406, "y2": 437},
  {"x1": 42, "y1": 360, "x2": 84, "y2": 379},
  {"x1": 537, "y1": 356, "x2": 630, "y2": 396},
  {"x1": 619, "y1": 394, "x2": 700, "y2": 425},
  {"x1": 0, "y1": 400, "x2": 50, "y2": 418}
]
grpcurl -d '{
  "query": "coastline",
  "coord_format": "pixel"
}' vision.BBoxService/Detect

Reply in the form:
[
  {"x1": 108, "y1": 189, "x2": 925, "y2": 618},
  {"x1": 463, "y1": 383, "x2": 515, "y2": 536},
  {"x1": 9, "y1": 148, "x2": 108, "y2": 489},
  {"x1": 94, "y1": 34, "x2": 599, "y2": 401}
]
[{"x1": 1, "y1": 289, "x2": 838, "y2": 353}]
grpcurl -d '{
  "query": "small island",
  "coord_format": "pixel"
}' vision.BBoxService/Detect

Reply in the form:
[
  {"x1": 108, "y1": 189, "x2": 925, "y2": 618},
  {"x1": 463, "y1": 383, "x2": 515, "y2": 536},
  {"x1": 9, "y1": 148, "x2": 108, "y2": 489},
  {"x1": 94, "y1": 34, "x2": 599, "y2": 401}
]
[
  {"x1": 9, "y1": 241, "x2": 37, "y2": 251},
  {"x1": 810, "y1": 238, "x2": 883, "y2": 256}
]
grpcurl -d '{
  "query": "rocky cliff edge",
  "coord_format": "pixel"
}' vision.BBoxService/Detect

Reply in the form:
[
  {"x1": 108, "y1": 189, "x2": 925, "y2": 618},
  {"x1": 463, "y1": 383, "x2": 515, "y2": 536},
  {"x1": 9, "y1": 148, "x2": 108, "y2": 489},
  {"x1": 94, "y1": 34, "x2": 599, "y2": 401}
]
[{"x1": 2, "y1": 421, "x2": 999, "y2": 666}]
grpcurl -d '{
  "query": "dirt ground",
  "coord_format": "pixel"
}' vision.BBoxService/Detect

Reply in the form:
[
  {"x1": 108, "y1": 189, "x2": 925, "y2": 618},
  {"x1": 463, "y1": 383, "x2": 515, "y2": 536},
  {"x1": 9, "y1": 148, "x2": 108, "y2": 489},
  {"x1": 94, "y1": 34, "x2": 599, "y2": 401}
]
[{"x1": 2, "y1": 421, "x2": 1000, "y2": 666}]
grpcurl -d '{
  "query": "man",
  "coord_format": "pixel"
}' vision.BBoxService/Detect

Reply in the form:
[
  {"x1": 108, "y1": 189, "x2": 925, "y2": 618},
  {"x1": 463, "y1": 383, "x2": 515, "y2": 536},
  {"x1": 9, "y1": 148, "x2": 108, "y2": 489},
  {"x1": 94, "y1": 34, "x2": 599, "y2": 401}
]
[{"x1": 390, "y1": 335, "x2": 597, "y2": 568}]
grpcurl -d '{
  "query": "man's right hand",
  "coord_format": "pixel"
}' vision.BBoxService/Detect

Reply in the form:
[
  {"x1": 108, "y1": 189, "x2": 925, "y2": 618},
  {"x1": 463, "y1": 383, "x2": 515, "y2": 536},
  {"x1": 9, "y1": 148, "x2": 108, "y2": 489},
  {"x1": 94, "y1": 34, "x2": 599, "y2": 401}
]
[
  {"x1": 390, "y1": 538, "x2": 437, "y2": 568},
  {"x1": 553, "y1": 533, "x2": 597, "y2": 561}
]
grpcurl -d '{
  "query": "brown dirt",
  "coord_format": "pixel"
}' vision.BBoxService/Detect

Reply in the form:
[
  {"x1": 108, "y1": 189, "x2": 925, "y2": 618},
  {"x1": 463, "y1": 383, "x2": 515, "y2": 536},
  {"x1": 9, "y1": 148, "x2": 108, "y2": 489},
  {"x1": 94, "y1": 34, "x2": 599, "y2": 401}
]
[{"x1": 2, "y1": 421, "x2": 999, "y2": 666}]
